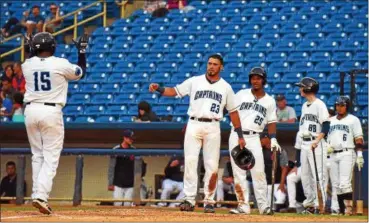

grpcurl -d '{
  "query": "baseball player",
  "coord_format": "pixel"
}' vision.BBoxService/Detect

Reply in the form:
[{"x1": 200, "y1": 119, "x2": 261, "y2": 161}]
[
  {"x1": 149, "y1": 54, "x2": 245, "y2": 213},
  {"x1": 22, "y1": 32, "x2": 87, "y2": 214},
  {"x1": 327, "y1": 96, "x2": 364, "y2": 215},
  {"x1": 295, "y1": 77, "x2": 329, "y2": 214},
  {"x1": 228, "y1": 67, "x2": 281, "y2": 215}
]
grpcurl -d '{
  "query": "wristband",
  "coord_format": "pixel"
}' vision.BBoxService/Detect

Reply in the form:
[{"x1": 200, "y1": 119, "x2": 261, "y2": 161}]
[
  {"x1": 356, "y1": 143, "x2": 364, "y2": 150},
  {"x1": 156, "y1": 86, "x2": 165, "y2": 94},
  {"x1": 357, "y1": 150, "x2": 363, "y2": 157},
  {"x1": 269, "y1": 133, "x2": 276, "y2": 139},
  {"x1": 234, "y1": 127, "x2": 243, "y2": 139}
]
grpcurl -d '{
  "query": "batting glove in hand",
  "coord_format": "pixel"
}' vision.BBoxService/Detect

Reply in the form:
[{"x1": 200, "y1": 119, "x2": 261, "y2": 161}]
[
  {"x1": 73, "y1": 34, "x2": 89, "y2": 53},
  {"x1": 271, "y1": 138, "x2": 281, "y2": 152},
  {"x1": 356, "y1": 151, "x2": 364, "y2": 171},
  {"x1": 327, "y1": 144, "x2": 334, "y2": 154}
]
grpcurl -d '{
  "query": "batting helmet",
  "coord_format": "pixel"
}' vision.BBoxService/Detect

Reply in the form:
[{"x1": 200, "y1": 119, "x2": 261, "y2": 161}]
[
  {"x1": 335, "y1": 95, "x2": 351, "y2": 112},
  {"x1": 295, "y1": 77, "x2": 319, "y2": 94},
  {"x1": 231, "y1": 145, "x2": 255, "y2": 170},
  {"x1": 249, "y1": 67, "x2": 267, "y2": 85},
  {"x1": 31, "y1": 32, "x2": 56, "y2": 55}
]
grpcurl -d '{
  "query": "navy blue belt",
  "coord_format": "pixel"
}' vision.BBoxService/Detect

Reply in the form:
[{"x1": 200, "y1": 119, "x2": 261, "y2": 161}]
[{"x1": 26, "y1": 102, "x2": 56, "y2": 107}]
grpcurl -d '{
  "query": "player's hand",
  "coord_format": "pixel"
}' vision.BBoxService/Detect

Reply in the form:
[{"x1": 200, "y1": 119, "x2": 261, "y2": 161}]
[
  {"x1": 311, "y1": 140, "x2": 319, "y2": 151},
  {"x1": 108, "y1": 185, "x2": 115, "y2": 191},
  {"x1": 170, "y1": 160, "x2": 179, "y2": 167},
  {"x1": 289, "y1": 166, "x2": 298, "y2": 175},
  {"x1": 278, "y1": 183, "x2": 287, "y2": 193},
  {"x1": 356, "y1": 152, "x2": 364, "y2": 171},
  {"x1": 238, "y1": 138, "x2": 246, "y2": 149},
  {"x1": 271, "y1": 138, "x2": 281, "y2": 152},
  {"x1": 72, "y1": 33, "x2": 89, "y2": 53},
  {"x1": 149, "y1": 83, "x2": 159, "y2": 93},
  {"x1": 327, "y1": 144, "x2": 334, "y2": 154}
]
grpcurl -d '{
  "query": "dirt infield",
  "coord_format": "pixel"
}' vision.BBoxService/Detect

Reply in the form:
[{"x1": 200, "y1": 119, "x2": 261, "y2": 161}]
[{"x1": 1, "y1": 204, "x2": 368, "y2": 222}]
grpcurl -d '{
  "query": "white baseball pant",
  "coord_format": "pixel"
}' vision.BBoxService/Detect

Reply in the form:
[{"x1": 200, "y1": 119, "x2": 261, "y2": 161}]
[
  {"x1": 159, "y1": 179, "x2": 185, "y2": 207},
  {"x1": 25, "y1": 103, "x2": 64, "y2": 201},
  {"x1": 183, "y1": 119, "x2": 221, "y2": 206},
  {"x1": 113, "y1": 185, "x2": 147, "y2": 206},
  {"x1": 229, "y1": 132, "x2": 269, "y2": 214}
]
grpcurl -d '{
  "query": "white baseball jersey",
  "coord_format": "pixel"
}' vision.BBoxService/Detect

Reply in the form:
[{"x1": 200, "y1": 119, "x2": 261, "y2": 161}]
[
  {"x1": 22, "y1": 56, "x2": 83, "y2": 106},
  {"x1": 298, "y1": 98, "x2": 329, "y2": 137},
  {"x1": 174, "y1": 74, "x2": 237, "y2": 119},
  {"x1": 233, "y1": 89, "x2": 277, "y2": 132},
  {"x1": 327, "y1": 114, "x2": 363, "y2": 150}
]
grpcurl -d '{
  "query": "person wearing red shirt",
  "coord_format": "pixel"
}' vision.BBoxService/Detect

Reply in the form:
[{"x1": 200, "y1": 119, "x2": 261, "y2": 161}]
[{"x1": 12, "y1": 62, "x2": 26, "y2": 94}]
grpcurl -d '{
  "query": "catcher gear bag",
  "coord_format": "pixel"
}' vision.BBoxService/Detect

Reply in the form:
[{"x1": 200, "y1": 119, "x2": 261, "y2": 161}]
[
  {"x1": 249, "y1": 67, "x2": 267, "y2": 85},
  {"x1": 335, "y1": 95, "x2": 351, "y2": 112},
  {"x1": 31, "y1": 32, "x2": 56, "y2": 55},
  {"x1": 295, "y1": 77, "x2": 319, "y2": 94},
  {"x1": 231, "y1": 145, "x2": 255, "y2": 170}
]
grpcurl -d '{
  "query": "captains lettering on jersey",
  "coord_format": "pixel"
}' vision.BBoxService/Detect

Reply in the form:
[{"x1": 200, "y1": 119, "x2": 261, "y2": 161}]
[
  {"x1": 194, "y1": 90, "x2": 223, "y2": 104},
  {"x1": 329, "y1": 124, "x2": 350, "y2": 134},
  {"x1": 239, "y1": 102, "x2": 267, "y2": 117},
  {"x1": 300, "y1": 114, "x2": 319, "y2": 125}
]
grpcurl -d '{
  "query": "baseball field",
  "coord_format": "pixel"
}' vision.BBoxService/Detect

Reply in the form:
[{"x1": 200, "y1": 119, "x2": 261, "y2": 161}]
[{"x1": 1, "y1": 204, "x2": 368, "y2": 222}]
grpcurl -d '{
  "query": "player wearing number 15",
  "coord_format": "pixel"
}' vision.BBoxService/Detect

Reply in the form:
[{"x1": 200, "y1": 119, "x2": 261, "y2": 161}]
[
  {"x1": 22, "y1": 32, "x2": 88, "y2": 215},
  {"x1": 149, "y1": 54, "x2": 245, "y2": 213}
]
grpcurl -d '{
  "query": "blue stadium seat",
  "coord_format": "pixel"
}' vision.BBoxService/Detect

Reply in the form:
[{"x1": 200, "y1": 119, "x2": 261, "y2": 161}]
[
  {"x1": 158, "y1": 97, "x2": 180, "y2": 105},
  {"x1": 191, "y1": 42, "x2": 212, "y2": 53},
  {"x1": 63, "y1": 105, "x2": 84, "y2": 116},
  {"x1": 117, "y1": 115, "x2": 133, "y2": 122},
  {"x1": 156, "y1": 62, "x2": 178, "y2": 73},
  {"x1": 245, "y1": 52, "x2": 265, "y2": 62},
  {"x1": 74, "y1": 116, "x2": 95, "y2": 123},
  {"x1": 151, "y1": 17, "x2": 171, "y2": 26},
  {"x1": 268, "y1": 62, "x2": 290, "y2": 73},
  {"x1": 339, "y1": 40, "x2": 361, "y2": 51},
  {"x1": 209, "y1": 16, "x2": 229, "y2": 26},
  {"x1": 344, "y1": 22, "x2": 366, "y2": 33},
  {"x1": 120, "y1": 83, "x2": 141, "y2": 93},
  {"x1": 95, "y1": 116, "x2": 117, "y2": 123},
  {"x1": 288, "y1": 52, "x2": 309, "y2": 62},
  {"x1": 178, "y1": 62, "x2": 200, "y2": 74},
  {"x1": 315, "y1": 62, "x2": 338, "y2": 72},
  {"x1": 110, "y1": 42, "x2": 131, "y2": 52},
  {"x1": 331, "y1": 51, "x2": 353, "y2": 62},
  {"x1": 272, "y1": 83, "x2": 294, "y2": 94},
  {"x1": 81, "y1": 83, "x2": 100, "y2": 93},
  {"x1": 150, "y1": 73, "x2": 171, "y2": 83},
  {"x1": 68, "y1": 83, "x2": 81, "y2": 93},
  {"x1": 303, "y1": 32, "x2": 325, "y2": 42},
  {"x1": 85, "y1": 105, "x2": 106, "y2": 115},
  {"x1": 319, "y1": 83, "x2": 339, "y2": 94},
  {"x1": 273, "y1": 41, "x2": 296, "y2": 51},
  {"x1": 174, "y1": 105, "x2": 189, "y2": 115},
  {"x1": 260, "y1": 23, "x2": 280, "y2": 34},
  {"x1": 229, "y1": 16, "x2": 248, "y2": 25},
  {"x1": 134, "y1": 63, "x2": 156, "y2": 73},
  {"x1": 338, "y1": 61, "x2": 362, "y2": 71},
  {"x1": 212, "y1": 42, "x2": 233, "y2": 53},
  {"x1": 175, "y1": 34, "x2": 196, "y2": 44},
  {"x1": 106, "y1": 53, "x2": 126, "y2": 63},
  {"x1": 252, "y1": 42, "x2": 274, "y2": 51},
  {"x1": 170, "y1": 42, "x2": 191, "y2": 53},
  {"x1": 113, "y1": 62, "x2": 135, "y2": 72},
  {"x1": 154, "y1": 105, "x2": 174, "y2": 115},
  {"x1": 295, "y1": 40, "x2": 318, "y2": 51},
  {"x1": 353, "y1": 51, "x2": 368, "y2": 62},
  {"x1": 183, "y1": 53, "x2": 203, "y2": 62},
  {"x1": 124, "y1": 53, "x2": 144, "y2": 63},
  {"x1": 130, "y1": 43, "x2": 151, "y2": 53},
  {"x1": 259, "y1": 33, "x2": 281, "y2": 42},
  {"x1": 224, "y1": 52, "x2": 244, "y2": 62},
  {"x1": 281, "y1": 72, "x2": 304, "y2": 83},
  {"x1": 86, "y1": 72, "x2": 109, "y2": 83},
  {"x1": 90, "y1": 94, "x2": 114, "y2": 104},
  {"x1": 349, "y1": 32, "x2": 368, "y2": 42},
  {"x1": 318, "y1": 40, "x2": 340, "y2": 51},
  {"x1": 266, "y1": 52, "x2": 288, "y2": 62},
  {"x1": 135, "y1": 94, "x2": 158, "y2": 104},
  {"x1": 68, "y1": 93, "x2": 90, "y2": 104},
  {"x1": 114, "y1": 94, "x2": 136, "y2": 103},
  {"x1": 106, "y1": 105, "x2": 128, "y2": 115},
  {"x1": 100, "y1": 83, "x2": 120, "y2": 93},
  {"x1": 224, "y1": 62, "x2": 244, "y2": 73},
  {"x1": 291, "y1": 61, "x2": 314, "y2": 72},
  {"x1": 108, "y1": 72, "x2": 129, "y2": 83}
]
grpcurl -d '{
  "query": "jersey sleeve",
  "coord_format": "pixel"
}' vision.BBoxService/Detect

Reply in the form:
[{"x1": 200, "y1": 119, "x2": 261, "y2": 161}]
[
  {"x1": 225, "y1": 85, "x2": 238, "y2": 112},
  {"x1": 59, "y1": 59, "x2": 83, "y2": 81},
  {"x1": 352, "y1": 117, "x2": 364, "y2": 139},
  {"x1": 288, "y1": 107, "x2": 297, "y2": 120},
  {"x1": 174, "y1": 77, "x2": 193, "y2": 97},
  {"x1": 318, "y1": 101, "x2": 330, "y2": 124},
  {"x1": 267, "y1": 99, "x2": 277, "y2": 123},
  {"x1": 279, "y1": 150, "x2": 289, "y2": 167}
]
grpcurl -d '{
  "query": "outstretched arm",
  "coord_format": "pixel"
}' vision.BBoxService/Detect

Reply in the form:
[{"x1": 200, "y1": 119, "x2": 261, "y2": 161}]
[
  {"x1": 229, "y1": 110, "x2": 246, "y2": 149},
  {"x1": 149, "y1": 83, "x2": 177, "y2": 97}
]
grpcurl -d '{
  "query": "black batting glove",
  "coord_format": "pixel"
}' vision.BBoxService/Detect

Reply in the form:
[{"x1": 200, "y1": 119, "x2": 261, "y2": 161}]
[{"x1": 72, "y1": 33, "x2": 89, "y2": 53}]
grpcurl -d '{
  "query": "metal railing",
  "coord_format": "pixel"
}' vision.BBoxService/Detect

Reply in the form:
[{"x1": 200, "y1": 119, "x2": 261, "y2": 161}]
[{"x1": 0, "y1": 0, "x2": 107, "y2": 62}]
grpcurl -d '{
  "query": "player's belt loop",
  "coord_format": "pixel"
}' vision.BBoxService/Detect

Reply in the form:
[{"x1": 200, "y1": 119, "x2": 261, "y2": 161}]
[
  {"x1": 26, "y1": 102, "x2": 56, "y2": 107},
  {"x1": 190, "y1": 117, "x2": 218, "y2": 122},
  {"x1": 302, "y1": 136, "x2": 316, "y2": 141},
  {"x1": 333, "y1": 148, "x2": 349, "y2": 153},
  {"x1": 242, "y1": 130, "x2": 257, "y2": 135}
]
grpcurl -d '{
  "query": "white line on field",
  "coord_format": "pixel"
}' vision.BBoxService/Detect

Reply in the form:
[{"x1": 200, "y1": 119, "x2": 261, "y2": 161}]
[{"x1": 1, "y1": 215, "x2": 39, "y2": 220}]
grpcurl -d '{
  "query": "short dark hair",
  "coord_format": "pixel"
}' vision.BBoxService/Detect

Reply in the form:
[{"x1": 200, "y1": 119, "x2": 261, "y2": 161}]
[
  {"x1": 6, "y1": 161, "x2": 16, "y2": 167},
  {"x1": 32, "y1": 5, "x2": 40, "y2": 10},
  {"x1": 4, "y1": 64, "x2": 14, "y2": 72},
  {"x1": 208, "y1": 54, "x2": 224, "y2": 65}
]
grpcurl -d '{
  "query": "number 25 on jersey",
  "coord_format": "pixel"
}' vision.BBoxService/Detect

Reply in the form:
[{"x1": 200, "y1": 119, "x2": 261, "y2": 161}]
[{"x1": 34, "y1": 71, "x2": 51, "y2": 91}]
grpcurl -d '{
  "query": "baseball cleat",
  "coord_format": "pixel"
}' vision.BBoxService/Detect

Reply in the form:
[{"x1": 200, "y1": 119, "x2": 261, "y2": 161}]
[
  {"x1": 262, "y1": 207, "x2": 273, "y2": 215},
  {"x1": 280, "y1": 207, "x2": 297, "y2": 213},
  {"x1": 32, "y1": 199, "x2": 52, "y2": 215},
  {"x1": 301, "y1": 207, "x2": 315, "y2": 214},
  {"x1": 204, "y1": 204, "x2": 215, "y2": 213},
  {"x1": 313, "y1": 208, "x2": 320, "y2": 215},
  {"x1": 330, "y1": 210, "x2": 340, "y2": 215},
  {"x1": 229, "y1": 205, "x2": 251, "y2": 214},
  {"x1": 179, "y1": 200, "x2": 195, "y2": 212}
]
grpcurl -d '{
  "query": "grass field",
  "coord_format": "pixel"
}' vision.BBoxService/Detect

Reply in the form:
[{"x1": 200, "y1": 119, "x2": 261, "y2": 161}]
[{"x1": 1, "y1": 204, "x2": 368, "y2": 222}]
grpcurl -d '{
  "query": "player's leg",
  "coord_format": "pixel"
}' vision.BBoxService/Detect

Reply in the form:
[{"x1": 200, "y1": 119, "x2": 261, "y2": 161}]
[
  {"x1": 329, "y1": 155, "x2": 340, "y2": 214},
  {"x1": 202, "y1": 122, "x2": 221, "y2": 209},
  {"x1": 228, "y1": 132, "x2": 250, "y2": 214},
  {"x1": 182, "y1": 121, "x2": 202, "y2": 207},
  {"x1": 159, "y1": 179, "x2": 175, "y2": 206},
  {"x1": 33, "y1": 107, "x2": 64, "y2": 202},
  {"x1": 338, "y1": 150, "x2": 356, "y2": 215},
  {"x1": 123, "y1": 187, "x2": 134, "y2": 206},
  {"x1": 113, "y1": 186, "x2": 124, "y2": 206},
  {"x1": 216, "y1": 179, "x2": 225, "y2": 204},
  {"x1": 300, "y1": 147, "x2": 315, "y2": 209},
  {"x1": 286, "y1": 167, "x2": 301, "y2": 209},
  {"x1": 169, "y1": 181, "x2": 185, "y2": 207},
  {"x1": 248, "y1": 136, "x2": 270, "y2": 214}
]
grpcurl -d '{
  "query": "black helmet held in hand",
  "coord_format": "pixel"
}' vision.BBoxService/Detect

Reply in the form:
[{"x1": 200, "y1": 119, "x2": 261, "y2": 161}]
[{"x1": 231, "y1": 145, "x2": 255, "y2": 170}]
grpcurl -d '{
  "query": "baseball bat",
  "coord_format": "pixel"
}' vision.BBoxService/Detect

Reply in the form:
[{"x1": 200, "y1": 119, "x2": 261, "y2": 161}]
[
  {"x1": 312, "y1": 148, "x2": 324, "y2": 214},
  {"x1": 356, "y1": 166, "x2": 363, "y2": 215},
  {"x1": 270, "y1": 146, "x2": 277, "y2": 214}
]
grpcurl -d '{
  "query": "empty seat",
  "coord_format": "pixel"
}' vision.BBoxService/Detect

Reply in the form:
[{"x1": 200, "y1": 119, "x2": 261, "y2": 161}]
[
  {"x1": 95, "y1": 116, "x2": 117, "y2": 123},
  {"x1": 90, "y1": 94, "x2": 114, "y2": 104},
  {"x1": 85, "y1": 105, "x2": 106, "y2": 115},
  {"x1": 105, "y1": 105, "x2": 128, "y2": 115},
  {"x1": 114, "y1": 94, "x2": 136, "y2": 103},
  {"x1": 63, "y1": 105, "x2": 84, "y2": 116},
  {"x1": 288, "y1": 52, "x2": 309, "y2": 62}
]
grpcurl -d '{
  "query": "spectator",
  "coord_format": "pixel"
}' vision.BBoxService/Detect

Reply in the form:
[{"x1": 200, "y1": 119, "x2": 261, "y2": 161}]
[
  {"x1": 260, "y1": 132, "x2": 289, "y2": 211},
  {"x1": 2, "y1": 92, "x2": 25, "y2": 122},
  {"x1": 0, "y1": 65, "x2": 14, "y2": 91},
  {"x1": 157, "y1": 157, "x2": 185, "y2": 207},
  {"x1": 1, "y1": 17, "x2": 25, "y2": 38},
  {"x1": 108, "y1": 130, "x2": 147, "y2": 206},
  {"x1": 12, "y1": 62, "x2": 26, "y2": 94},
  {"x1": 167, "y1": 0, "x2": 195, "y2": 12},
  {"x1": 1, "y1": 80, "x2": 15, "y2": 101},
  {"x1": 21, "y1": 5, "x2": 45, "y2": 35},
  {"x1": 44, "y1": 3, "x2": 63, "y2": 33},
  {"x1": 276, "y1": 95, "x2": 297, "y2": 123},
  {"x1": 0, "y1": 161, "x2": 26, "y2": 204},
  {"x1": 143, "y1": 0, "x2": 166, "y2": 13},
  {"x1": 134, "y1": 101, "x2": 160, "y2": 122}
]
